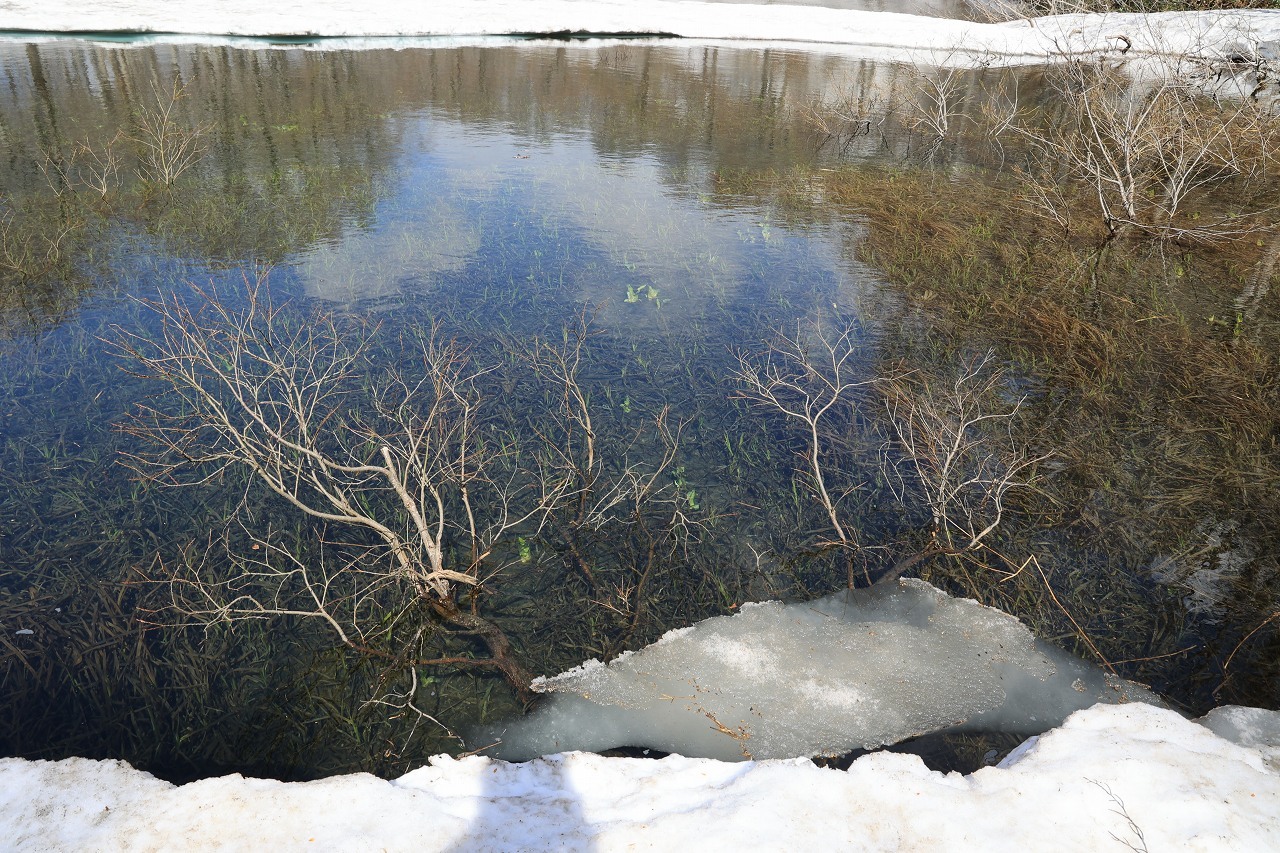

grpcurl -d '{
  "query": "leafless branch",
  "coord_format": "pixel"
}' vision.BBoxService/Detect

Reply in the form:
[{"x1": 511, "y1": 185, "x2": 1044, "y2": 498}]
[
  {"x1": 733, "y1": 316, "x2": 875, "y2": 554},
  {"x1": 111, "y1": 275, "x2": 577, "y2": 698},
  {"x1": 128, "y1": 80, "x2": 210, "y2": 188},
  {"x1": 1013, "y1": 59, "x2": 1280, "y2": 242},
  {"x1": 878, "y1": 350, "x2": 1047, "y2": 561},
  {"x1": 113, "y1": 278, "x2": 696, "y2": 702}
]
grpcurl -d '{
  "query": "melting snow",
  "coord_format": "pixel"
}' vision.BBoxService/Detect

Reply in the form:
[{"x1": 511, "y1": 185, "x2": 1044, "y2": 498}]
[
  {"x1": 0, "y1": 1, "x2": 1278, "y2": 69},
  {"x1": 1, "y1": 704, "x2": 1277, "y2": 851}
]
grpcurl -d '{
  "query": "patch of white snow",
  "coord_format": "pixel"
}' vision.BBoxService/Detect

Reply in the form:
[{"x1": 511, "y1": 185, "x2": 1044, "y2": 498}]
[{"x1": 1, "y1": 704, "x2": 1276, "y2": 851}]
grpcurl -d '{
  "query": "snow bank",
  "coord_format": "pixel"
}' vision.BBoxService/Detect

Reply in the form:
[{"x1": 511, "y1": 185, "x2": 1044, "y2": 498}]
[
  {"x1": 1, "y1": 1, "x2": 1278, "y2": 67},
  {"x1": 1, "y1": 703, "x2": 1276, "y2": 851}
]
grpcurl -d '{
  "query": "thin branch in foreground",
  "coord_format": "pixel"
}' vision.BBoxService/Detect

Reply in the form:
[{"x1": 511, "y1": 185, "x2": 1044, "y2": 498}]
[
  {"x1": 732, "y1": 316, "x2": 876, "y2": 554},
  {"x1": 878, "y1": 350, "x2": 1047, "y2": 558}
]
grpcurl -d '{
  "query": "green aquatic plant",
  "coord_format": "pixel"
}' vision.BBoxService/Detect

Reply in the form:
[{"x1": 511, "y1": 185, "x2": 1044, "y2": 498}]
[{"x1": 622, "y1": 284, "x2": 661, "y2": 305}]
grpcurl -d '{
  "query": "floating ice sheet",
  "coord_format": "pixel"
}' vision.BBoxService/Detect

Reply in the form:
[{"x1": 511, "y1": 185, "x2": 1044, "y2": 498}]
[
  {"x1": 1197, "y1": 705, "x2": 1280, "y2": 772},
  {"x1": 475, "y1": 578, "x2": 1161, "y2": 761}
]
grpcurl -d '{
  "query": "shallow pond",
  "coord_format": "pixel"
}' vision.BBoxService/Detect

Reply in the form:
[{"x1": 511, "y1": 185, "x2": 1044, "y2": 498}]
[{"x1": 0, "y1": 38, "x2": 1275, "y2": 780}]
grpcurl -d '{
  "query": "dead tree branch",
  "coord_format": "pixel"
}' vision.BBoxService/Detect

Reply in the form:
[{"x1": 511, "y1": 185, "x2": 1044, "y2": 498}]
[
  {"x1": 112, "y1": 276, "x2": 564, "y2": 699},
  {"x1": 877, "y1": 350, "x2": 1048, "y2": 579},
  {"x1": 732, "y1": 316, "x2": 875, "y2": 558}
]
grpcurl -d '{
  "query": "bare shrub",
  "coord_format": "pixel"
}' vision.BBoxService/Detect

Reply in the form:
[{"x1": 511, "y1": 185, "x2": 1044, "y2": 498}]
[
  {"x1": 733, "y1": 324, "x2": 1045, "y2": 587},
  {"x1": 802, "y1": 52, "x2": 1015, "y2": 161},
  {"x1": 526, "y1": 314, "x2": 697, "y2": 655},
  {"x1": 128, "y1": 80, "x2": 210, "y2": 188},
  {"x1": 37, "y1": 134, "x2": 124, "y2": 201},
  {"x1": 72, "y1": 134, "x2": 126, "y2": 200},
  {"x1": 1014, "y1": 60, "x2": 1280, "y2": 242},
  {"x1": 111, "y1": 274, "x2": 700, "y2": 716},
  {"x1": 114, "y1": 277, "x2": 684, "y2": 705},
  {"x1": 981, "y1": 0, "x2": 1272, "y2": 18},
  {"x1": 801, "y1": 86, "x2": 890, "y2": 154},
  {"x1": 0, "y1": 203, "x2": 82, "y2": 284},
  {"x1": 732, "y1": 317, "x2": 875, "y2": 557},
  {"x1": 878, "y1": 351, "x2": 1047, "y2": 576},
  {"x1": 902, "y1": 62, "x2": 974, "y2": 143}
]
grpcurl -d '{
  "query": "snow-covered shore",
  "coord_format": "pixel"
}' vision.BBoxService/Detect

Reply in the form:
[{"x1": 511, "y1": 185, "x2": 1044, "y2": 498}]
[
  {"x1": 2, "y1": 704, "x2": 1277, "y2": 851},
  {"x1": 0, "y1": 0, "x2": 1278, "y2": 67}
]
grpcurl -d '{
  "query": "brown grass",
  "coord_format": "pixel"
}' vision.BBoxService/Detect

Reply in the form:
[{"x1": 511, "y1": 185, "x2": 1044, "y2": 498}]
[{"x1": 749, "y1": 163, "x2": 1280, "y2": 707}]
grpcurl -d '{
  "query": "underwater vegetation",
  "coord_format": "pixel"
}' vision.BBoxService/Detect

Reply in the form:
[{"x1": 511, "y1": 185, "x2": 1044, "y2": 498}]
[{"x1": 0, "y1": 38, "x2": 1276, "y2": 780}]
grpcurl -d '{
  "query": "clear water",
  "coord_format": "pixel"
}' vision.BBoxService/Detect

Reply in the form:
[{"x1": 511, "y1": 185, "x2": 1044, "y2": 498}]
[{"x1": 0, "y1": 39, "x2": 1274, "y2": 780}]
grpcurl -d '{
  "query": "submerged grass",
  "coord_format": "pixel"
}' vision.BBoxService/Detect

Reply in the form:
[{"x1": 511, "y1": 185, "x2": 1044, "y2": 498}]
[
  {"x1": 1, "y1": 44, "x2": 1277, "y2": 781},
  {"x1": 750, "y1": 162, "x2": 1280, "y2": 709}
]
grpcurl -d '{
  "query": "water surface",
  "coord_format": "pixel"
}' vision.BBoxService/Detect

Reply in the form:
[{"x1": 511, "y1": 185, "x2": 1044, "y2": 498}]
[{"x1": 0, "y1": 38, "x2": 1274, "y2": 780}]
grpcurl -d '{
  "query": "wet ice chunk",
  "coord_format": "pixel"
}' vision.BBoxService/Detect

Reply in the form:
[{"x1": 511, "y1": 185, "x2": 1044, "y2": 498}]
[{"x1": 476, "y1": 579, "x2": 1162, "y2": 762}]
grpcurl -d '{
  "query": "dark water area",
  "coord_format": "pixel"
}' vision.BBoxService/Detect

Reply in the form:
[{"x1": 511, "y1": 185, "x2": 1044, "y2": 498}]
[{"x1": 0, "y1": 38, "x2": 1275, "y2": 781}]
